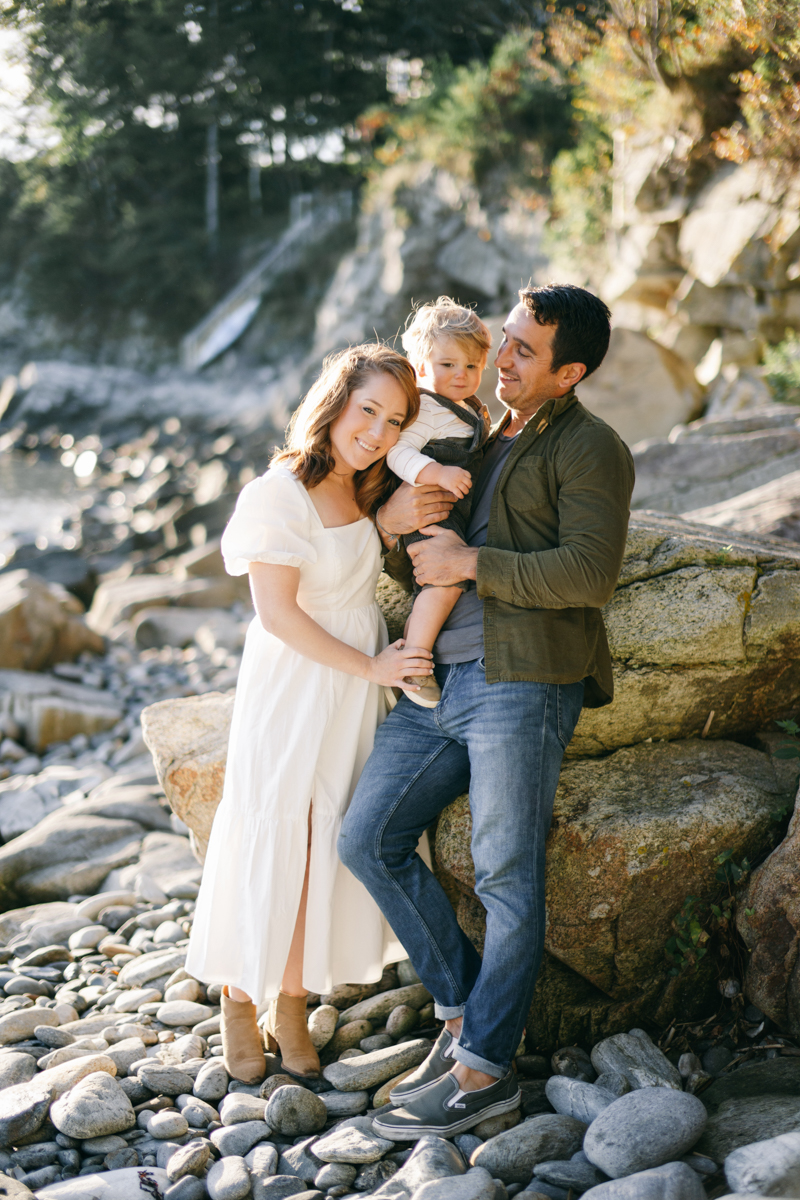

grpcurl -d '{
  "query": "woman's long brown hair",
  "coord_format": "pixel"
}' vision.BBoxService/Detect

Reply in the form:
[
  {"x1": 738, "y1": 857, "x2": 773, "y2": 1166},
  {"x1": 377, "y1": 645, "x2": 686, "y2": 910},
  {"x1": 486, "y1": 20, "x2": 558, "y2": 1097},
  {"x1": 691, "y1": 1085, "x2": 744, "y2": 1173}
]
[{"x1": 271, "y1": 343, "x2": 419, "y2": 517}]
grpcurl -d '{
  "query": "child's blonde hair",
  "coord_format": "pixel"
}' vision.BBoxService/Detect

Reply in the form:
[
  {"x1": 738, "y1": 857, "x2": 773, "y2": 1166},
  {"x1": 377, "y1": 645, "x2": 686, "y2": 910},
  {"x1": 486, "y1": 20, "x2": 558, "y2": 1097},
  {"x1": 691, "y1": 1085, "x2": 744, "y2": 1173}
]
[{"x1": 401, "y1": 297, "x2": 492, "y2": 364}]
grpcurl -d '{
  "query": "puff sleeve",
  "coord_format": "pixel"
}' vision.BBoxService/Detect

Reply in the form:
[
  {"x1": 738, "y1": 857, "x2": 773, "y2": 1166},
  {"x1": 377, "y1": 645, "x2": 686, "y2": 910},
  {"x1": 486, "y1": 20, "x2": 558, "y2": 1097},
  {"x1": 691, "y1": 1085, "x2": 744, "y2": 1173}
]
[{"x1": 221, "y1": 468, "x2": 317, "y2": 576}]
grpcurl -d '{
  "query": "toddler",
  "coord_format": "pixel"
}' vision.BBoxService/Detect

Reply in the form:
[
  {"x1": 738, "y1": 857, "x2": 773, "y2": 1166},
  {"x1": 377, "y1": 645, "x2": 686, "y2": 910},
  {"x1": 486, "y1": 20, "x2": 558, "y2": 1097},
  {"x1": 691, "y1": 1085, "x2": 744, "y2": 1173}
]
[{"x1": 386, "y1": 297, "x2": 491, "y2": 708}]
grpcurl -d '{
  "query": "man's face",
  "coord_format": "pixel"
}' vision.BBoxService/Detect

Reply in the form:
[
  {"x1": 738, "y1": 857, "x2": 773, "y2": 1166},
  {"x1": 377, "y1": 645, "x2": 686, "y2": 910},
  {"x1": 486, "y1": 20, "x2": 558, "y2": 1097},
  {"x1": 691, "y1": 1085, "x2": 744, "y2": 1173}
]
[{"x1": 494, "y1": 303, "x2": 581, "y2": 415}]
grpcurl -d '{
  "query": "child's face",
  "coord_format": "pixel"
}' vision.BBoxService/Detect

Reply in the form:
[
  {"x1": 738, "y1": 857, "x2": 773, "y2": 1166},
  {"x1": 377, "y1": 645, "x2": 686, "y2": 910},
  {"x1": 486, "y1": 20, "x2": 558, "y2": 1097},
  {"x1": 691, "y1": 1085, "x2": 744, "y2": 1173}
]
[{"x1": 414, "y1": 336, "x2": 488, "y2": 402}]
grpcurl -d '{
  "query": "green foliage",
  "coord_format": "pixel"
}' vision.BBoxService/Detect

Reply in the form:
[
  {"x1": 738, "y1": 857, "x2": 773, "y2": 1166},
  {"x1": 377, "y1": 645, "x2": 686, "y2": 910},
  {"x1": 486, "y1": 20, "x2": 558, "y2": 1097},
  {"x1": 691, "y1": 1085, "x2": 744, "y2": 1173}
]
[
  {"x1": 665, "y1": 850, "x2": 752, "y2": 977},
  {"x1": 365, "y1": 28, "x2": 576, "y2": 188},
  {"x1": 0, "y1": 0, "x2": 518, "y2": 340},
  {"x1": 764, "y1": 333, "x2": 800, "y2": 405}
]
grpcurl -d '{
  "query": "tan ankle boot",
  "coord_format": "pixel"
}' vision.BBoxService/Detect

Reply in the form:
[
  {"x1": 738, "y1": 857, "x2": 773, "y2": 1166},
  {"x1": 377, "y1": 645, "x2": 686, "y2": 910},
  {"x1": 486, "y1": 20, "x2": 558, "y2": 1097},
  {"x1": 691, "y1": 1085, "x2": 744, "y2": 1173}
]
[
  {"x1": 221, "y1": 987, "x2": 266, "y2": 1085},
  {"x1": 264, "y1": 991, "x2": 320, "y2": 1079}
]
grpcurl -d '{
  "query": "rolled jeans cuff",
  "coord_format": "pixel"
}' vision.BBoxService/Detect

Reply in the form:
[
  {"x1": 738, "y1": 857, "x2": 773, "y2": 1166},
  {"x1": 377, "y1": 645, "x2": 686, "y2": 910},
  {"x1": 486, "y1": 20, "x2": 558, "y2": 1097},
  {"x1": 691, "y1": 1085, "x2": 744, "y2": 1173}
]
[
  {"x1": 434, "y1": 1002, "x2": 465, "y2": 1020},
  {"x1": 452, "y1": 1042, "x2": 505, "y2": 1079}
]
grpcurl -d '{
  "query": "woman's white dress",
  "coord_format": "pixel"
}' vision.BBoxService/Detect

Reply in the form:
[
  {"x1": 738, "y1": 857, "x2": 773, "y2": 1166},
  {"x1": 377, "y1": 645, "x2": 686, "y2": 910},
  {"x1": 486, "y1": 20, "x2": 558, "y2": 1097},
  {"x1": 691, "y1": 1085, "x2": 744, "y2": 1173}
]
[{"x1": 186, "y1": 465, "x2": 405, "y2": 1004}]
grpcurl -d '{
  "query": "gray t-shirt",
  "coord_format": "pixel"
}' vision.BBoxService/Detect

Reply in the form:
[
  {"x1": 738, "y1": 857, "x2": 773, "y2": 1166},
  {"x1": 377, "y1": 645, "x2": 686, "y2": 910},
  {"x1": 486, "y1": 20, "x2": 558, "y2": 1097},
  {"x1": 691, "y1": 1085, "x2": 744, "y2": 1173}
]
[{"x1": 433, "y1": 430, "x2": 520, "y2": 664}]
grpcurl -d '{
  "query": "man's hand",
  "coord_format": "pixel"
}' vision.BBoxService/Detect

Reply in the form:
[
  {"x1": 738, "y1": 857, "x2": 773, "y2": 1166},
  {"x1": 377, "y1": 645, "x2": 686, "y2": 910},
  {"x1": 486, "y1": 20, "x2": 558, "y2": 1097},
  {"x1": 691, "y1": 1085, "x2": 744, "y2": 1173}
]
[
  {"x1": 379, "y1": 482, "x2": 454, "y2": 537},
  {"x1": 408, "y1": 526, "x2": 479, "y2": 587}
]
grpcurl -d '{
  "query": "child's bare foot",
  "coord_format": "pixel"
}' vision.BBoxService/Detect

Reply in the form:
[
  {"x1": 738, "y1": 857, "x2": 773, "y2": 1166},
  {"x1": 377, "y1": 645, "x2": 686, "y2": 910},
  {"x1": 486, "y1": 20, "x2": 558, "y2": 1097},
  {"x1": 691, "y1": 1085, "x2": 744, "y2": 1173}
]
[{"x1": 402, "y1": 674, "x2": 441, "y2": 708}]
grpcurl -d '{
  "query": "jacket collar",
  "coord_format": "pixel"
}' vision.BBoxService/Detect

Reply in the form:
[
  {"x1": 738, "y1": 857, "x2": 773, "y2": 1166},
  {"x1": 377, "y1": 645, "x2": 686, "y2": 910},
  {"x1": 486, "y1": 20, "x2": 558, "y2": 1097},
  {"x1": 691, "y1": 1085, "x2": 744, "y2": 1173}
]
[{"x1": 494, "y1": 389, "x2": 578, "y2": 442}]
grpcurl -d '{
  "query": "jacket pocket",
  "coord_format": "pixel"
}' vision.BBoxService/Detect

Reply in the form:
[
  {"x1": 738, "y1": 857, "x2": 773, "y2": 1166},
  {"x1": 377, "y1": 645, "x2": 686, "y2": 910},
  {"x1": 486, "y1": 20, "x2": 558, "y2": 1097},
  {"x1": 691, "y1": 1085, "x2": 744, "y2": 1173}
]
[{"x1": 504, "y1": 456, "x2": 549, "y2": 512}]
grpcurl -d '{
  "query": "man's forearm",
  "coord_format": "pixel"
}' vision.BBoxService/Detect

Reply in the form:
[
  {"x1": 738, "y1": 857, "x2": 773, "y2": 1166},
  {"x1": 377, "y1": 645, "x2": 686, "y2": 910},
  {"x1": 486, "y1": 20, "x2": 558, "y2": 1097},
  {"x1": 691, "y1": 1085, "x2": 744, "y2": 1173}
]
[{"x1": 476, "y1": 537, "x2": 626, "y2": 611}]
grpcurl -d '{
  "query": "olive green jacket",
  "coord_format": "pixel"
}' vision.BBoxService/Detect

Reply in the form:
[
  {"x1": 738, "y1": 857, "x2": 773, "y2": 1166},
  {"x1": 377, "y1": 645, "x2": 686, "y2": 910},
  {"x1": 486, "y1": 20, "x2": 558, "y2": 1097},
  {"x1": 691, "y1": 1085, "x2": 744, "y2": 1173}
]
[{"x1": 383, "y1": 389, "x2": 635, "y2": 708}]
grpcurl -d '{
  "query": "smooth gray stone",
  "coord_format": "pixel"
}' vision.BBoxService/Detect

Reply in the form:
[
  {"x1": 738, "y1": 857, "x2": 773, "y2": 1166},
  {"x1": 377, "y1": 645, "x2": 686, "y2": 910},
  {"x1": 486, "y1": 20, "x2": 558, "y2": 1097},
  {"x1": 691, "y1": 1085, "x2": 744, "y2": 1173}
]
[
  {"x1": 551, "y1": 1047, "x2": 595, "y2": 1083},
  {"x1": 584, "y1": 1090, "x2": 707, "y2": 1179},
  {"x1": 370, "y1": 1135, "x2": 466, "y2": 1200},
  {"x1": 593, "y1": 1074, "x2": 630, "y2": 1100},
  {"x1": 165, "y1": 1177, "x2": 208, "y2": 1200},
  {"x1": 361, "y1": 1035, "x2": 394, "y2": 1053},
  {"x1": 454, "y1": 1135, "x2": 483, "y2": 1159},
  {"x1": 119, "y1": 1075, "x2": 153, "y2": 1106},
  {"x1": 219, "y1": 1093, "x2": 268, "y2": 1126},
  {"x1": 471, "y1": 1116, "x2": 586, "y2": 1185},
  {"x1": 166, "y1": 1137, "x2": 212, "y2": 1181},
  {"x1": 50, "y1": 1072, "x2": 135, "y2": 1140},
  {"x1": 701, "y1": 1059, "x2": 800, "y2": 1110},
  {"x1": 0, "y1": 1077, "x2": 53, "y2": 1147},
  {"x1": 524, "y1": 1186, "x2": 569, "y2": 1200},
  {"x1": 207, "y1": 1154, "x2": 251, "y2": 1200},
  {"x1": 544, "y1": 1078, "x2": 615, "y2": 1124},
  {"x1": 697, "y1": 1094, "x2": 800, "y2": 1160},
  {"x1": 315, "y1": 1163, "x2": 358, "y2": 1190},
  {"x1": 246, "y1": 1142, "x2": 279, "y2": 1178},
  {"x1": 679, "y1": 1152, "x2": 716, "y2": 1176},
  {"x1": 138, "y1": 1064, "x2": 197, "y2": 1096},
  {"x1": 320, "y1": 1090, "x2": 370, "y2": 1116},
  {"x1": 266, "y1": 1086, "x2": 327, "y2": 1137},
  {"x1": 252, "y1": 1175, "x2": 309, "y2": 1200},
  {"x1": 314, "y1": 1126, "x2": 394, "y2": 1163},
  {"x1": 337, "y1": 985, "x2": 431, "y2": 1027},
  {"x1": 354, "y1": 1159, "x2": 398, "y2": 1191},
  {"x1": 581, "y1": 1161, "x2": 706, "y2": 1199},
  {"x1": 279, "y1": 1135, "x2": 324, "y2": 1182},
  {"x1": 589, "y1": 1031, "x2": 682, "y2": 1092},
  {"x1": 412, "y1": 1166, "x2": 497, "y2": 1200},
  {"x1": 211, "y1": 1120, "x2": 272, "y2": 1157},
  {"x1": 724, "y1": 1130, "x2": 800, "y2": 1195},
  {"x1": 34, "y1": 1027, "x2": 75, "y2": 1049},
  {"x1": 533, "y1": 1159, "x2": 607, "y2": 1190},
  {"x1": 157, "y1": 1142, "x2": 185, "y2": 1169},
  {"x1": 324, "y1": 1040, "x2": 431, "y2": 1093},
  {"x1": 20, "y1": 1164, "x2": 60, "y2": 1190},
  {"x1": 193, "y1": 1058, "x2": 230, "y2": 1101},
  {"x1": 10, "y1": 1139, "x2": 59, "y2": 1168},
  {"x1": 0, "y1": 1051, "x2": 38, "y2": 1091}
]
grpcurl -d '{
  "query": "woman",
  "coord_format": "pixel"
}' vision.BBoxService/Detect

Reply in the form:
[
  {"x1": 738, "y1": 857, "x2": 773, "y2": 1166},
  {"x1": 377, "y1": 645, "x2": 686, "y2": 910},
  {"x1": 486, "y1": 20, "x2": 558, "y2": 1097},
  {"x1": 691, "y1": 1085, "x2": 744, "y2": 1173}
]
[{"x1": 186, "y1": 343, "x2": 432, "y2": 1083}]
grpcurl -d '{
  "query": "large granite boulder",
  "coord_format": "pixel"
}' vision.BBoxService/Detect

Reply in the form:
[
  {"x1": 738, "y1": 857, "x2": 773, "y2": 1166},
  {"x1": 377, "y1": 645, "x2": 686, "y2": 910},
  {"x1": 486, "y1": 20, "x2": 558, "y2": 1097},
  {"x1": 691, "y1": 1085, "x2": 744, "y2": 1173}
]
[
  {"x1": 0, "y1": 781, "x2": 172, "y2": 909},
  {"x1": 141, "y1": 691, "x2": 234, "y2": 862},
  {"x1": 0, "y1": 571, "x2": 104, "y2": 673},
  {"x1": 737, "y1": 778, "x2": 800, "y2": 1035},
  {"x1": 436, "y1": 738, "x2": 793, "y2": 1047},
  {"x1": 570, "y1": 513, "x2": 800, "y2": 757},
  {"x1": 576, "y1": 327, "x2": 703, "y2": 448},
  {"x1": 381, "y1": 513, "x2": 800, "y2": 757},
  {"x1": 0, "y1": 671, "x2": 123, "y2": 753},
  {"x1": 631, "y1": 408, "x2": 800, "y2": 516}
]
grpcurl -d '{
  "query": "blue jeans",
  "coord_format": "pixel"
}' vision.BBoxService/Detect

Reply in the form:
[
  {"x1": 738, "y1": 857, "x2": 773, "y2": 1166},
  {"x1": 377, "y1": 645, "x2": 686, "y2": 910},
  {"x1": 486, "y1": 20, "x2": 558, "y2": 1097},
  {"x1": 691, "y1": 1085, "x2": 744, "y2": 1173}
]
[{"x1": 338, "y1": 659, "x2": 584, "y2": 1077}]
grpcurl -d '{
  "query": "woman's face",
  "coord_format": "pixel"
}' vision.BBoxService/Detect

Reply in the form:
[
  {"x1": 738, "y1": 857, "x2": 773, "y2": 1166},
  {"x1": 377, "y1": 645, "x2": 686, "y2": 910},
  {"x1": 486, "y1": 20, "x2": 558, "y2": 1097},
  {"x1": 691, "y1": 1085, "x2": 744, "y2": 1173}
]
[{"x1": 329, "y1": 372, "x2": 409, "y2": 474}]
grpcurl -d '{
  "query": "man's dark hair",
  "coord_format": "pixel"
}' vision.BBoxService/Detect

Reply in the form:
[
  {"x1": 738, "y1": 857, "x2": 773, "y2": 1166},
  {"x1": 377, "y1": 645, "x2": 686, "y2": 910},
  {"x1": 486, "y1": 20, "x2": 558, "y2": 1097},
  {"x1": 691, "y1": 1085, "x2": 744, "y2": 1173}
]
[{"x1": 518, "y1": 283, "x2": 611, "y2": 379}]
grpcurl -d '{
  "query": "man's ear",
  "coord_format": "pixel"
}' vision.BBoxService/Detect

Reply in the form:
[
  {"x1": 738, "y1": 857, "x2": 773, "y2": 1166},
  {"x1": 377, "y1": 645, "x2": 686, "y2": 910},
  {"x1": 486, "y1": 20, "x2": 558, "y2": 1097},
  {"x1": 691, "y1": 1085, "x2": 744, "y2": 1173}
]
[{"x1": 558, "y1": 361, "x2": 587, "y2": 391}]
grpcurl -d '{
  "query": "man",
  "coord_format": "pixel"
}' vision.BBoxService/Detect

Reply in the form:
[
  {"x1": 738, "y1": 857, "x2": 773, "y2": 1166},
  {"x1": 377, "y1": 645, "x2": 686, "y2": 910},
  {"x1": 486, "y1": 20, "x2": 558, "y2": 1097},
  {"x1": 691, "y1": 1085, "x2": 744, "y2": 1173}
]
[{"x1": 339, "y1": 283, "x2": 635, "y2": 1137}]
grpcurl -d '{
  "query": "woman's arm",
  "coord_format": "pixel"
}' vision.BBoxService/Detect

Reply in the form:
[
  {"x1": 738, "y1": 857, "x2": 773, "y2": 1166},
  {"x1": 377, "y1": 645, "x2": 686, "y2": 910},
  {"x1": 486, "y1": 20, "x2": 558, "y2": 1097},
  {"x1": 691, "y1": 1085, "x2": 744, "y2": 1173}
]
[{"x1": 249, "y1": 561, "x2": 433, "y2": 689}]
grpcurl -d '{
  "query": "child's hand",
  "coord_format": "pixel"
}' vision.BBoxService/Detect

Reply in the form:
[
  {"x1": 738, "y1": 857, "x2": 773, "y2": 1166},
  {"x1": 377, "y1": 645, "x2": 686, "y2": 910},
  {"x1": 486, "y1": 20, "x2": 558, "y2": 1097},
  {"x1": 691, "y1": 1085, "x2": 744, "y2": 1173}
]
[{"x1": 437, "y1": 465, "x2": 472, "y2": 499}]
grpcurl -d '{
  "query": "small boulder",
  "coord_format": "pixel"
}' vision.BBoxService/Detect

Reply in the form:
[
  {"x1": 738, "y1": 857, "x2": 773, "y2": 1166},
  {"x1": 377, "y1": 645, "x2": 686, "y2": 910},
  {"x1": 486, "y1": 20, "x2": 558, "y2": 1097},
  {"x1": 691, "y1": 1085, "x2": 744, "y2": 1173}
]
[{"x1": 584, "y1": 1089, "x2": 707, "y2": 1178}]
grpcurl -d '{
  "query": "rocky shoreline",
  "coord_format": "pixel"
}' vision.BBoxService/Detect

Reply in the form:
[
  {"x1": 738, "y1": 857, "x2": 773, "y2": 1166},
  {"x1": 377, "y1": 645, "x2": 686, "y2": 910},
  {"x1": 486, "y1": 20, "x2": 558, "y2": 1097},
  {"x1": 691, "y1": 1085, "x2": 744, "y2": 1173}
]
[{"x1": 0, "y1": 911, "x2": 796, "y2": 1199}]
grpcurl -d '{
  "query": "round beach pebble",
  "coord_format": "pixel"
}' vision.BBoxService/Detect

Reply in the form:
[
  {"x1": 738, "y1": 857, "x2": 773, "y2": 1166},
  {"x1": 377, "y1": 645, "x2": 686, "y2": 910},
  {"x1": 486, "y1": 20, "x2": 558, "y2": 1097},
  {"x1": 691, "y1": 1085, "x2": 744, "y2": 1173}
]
[
  {"x1": 265, "y1": 1085, "x2": 327, "y2": 1136},
  {"x1": 584, "y1": 1088, "x2": 708, "y2": 1178},
  {"x1": 149, "y1": 1110, "x2": 190, "y2": 1139},
  {"x1": 157, "y1": 1000, "x2": 213, "y2": 1027},
  {"x1": 207, "y1": 1153, "x2": 252, "y2": 1199},
  {"x1": 50, "y1": 1071, "x2": 136, "y2": 1139}
]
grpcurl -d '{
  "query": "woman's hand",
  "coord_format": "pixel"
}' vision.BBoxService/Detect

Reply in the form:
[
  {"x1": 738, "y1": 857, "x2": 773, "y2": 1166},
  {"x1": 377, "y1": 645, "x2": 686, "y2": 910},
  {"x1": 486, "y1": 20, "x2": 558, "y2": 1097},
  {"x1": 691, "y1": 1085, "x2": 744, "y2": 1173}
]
[{"x1": 368, "y1": 640, "x2": 434, "y2": 688}]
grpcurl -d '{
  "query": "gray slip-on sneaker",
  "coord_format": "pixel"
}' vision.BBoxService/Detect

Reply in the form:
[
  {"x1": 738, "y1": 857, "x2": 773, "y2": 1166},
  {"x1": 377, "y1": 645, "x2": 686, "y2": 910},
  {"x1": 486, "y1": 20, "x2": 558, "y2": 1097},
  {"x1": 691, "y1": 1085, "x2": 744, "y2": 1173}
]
[
  {"x1": 389, "y1": 1028, "x2": 458, "y2": 1103},
  {"x1": 375, "y1": 1068, "x2": 521, "y2": 1140}
]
